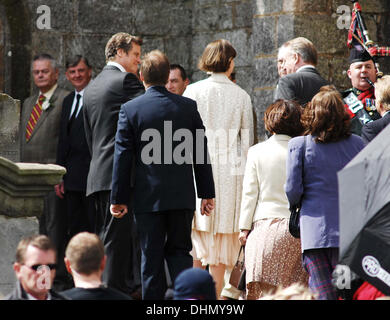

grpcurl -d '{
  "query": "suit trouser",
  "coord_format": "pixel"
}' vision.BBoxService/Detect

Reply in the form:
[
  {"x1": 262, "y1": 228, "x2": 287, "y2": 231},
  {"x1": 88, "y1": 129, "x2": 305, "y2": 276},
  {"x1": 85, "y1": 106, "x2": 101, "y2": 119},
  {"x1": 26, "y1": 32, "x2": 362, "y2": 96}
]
[
  {"x1": 65, "y1": 190, "x2": 95, "y2": 239},
  {"x1": 92, "y1": 191, "x2": 141, "y2": 295},
  {"x1": 134, "y1": 209, "x2": 194, "y2": 300},
  {"x1": 40, "y1": 190, "x2": 70, "y2": 289}
]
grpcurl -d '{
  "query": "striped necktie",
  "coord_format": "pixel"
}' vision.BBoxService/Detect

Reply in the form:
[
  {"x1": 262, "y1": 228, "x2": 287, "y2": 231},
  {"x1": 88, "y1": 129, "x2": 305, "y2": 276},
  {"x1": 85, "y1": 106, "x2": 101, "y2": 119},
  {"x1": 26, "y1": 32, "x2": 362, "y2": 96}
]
[{"x1": 25, "y1": 94, "x2": 45, "y2": 141}]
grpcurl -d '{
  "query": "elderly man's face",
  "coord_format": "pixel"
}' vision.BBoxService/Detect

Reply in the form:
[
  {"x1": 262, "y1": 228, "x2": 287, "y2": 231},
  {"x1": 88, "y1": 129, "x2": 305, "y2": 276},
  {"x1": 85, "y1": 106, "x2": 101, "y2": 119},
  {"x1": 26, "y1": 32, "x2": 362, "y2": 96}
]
[
  {"x1": 13, "y1": 245, "x2": 57, "y2": 299},
  {"x1": 32, "y1": 59, "x2": 59, "y2": 93},
  {"x1": 277, "y1": 46, "x2": 297, "y2": 76},
  {"x1": 347, "y1": 60, "x2": 377, "y2": 91}
]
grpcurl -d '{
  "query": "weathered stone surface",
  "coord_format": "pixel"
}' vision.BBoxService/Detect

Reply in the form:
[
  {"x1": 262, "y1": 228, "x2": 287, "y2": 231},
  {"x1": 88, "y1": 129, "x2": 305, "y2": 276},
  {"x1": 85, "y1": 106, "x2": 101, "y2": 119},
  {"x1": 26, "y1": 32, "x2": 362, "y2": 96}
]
[
  {"x1": 253, "y1": 16, "x2": 276, "y2": 55},
  {"x1": 234, "y1": 1, "x2": 253, "y2": 28},
  {"x1": 277, "y1": 14, "x2": 294, "y2": 48},
  {"x1": 0, "y1": 94, "x2": 20, "y2": 162},
  {"x1": 252, "y1": 88, "x2": 275, "y2": 140},
  {"x1": 299, "y1": 0, "x2": 328, "y2": 13},
  {"x1": 254, "y1": 0, "x2": 283, "y2": 15},
  {"x1": 253, "y1": 57, "x2": 278, "y2": 88},
  {"x1": 164, "y1": 36, "x2": 192, "y2": 72},
  {"x1": 0, "y1": 215, "x2": 39, "y2": 297}
]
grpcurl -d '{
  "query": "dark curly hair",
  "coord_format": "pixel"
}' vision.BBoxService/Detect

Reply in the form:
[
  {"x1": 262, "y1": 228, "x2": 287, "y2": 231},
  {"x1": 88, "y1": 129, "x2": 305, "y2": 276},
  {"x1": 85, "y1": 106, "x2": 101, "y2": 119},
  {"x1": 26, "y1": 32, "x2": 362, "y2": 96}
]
[
  {"x1": 264, "y1": 99, "x2": 304, "y2": 137},
  {"x1": 301, "y1": 85, "x2": 351, "y2": 143}
]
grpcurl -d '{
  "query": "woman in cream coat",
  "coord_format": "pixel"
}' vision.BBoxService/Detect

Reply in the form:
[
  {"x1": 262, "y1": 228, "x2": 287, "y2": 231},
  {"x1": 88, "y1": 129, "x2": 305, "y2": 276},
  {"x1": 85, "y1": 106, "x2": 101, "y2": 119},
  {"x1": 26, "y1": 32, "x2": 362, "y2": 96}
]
[
  {"x1": 184, "y1": 39, "x2": 254, "y2": 298},
  {"x1": 239, "y1": 100, "x2": 308, "y2": 299}
]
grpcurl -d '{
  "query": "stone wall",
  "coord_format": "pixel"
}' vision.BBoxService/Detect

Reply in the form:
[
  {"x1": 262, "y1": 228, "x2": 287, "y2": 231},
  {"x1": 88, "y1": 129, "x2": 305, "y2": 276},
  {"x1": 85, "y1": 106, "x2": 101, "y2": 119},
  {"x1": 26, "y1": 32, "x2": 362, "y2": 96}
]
[{"x1": 0, "y1": 0, "x2": 389, "y2": 140}]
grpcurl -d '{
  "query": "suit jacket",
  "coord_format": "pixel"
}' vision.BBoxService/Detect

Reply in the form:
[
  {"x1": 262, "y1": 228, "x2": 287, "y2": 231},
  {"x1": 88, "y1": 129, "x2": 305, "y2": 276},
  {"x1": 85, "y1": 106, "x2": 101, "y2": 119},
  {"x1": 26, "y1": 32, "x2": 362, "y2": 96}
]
[
  {"x1": 110, "y1": 86, "x2": 215, "y2": 214},
  {"x1": 20, "y1": 86, "x2": 70, "y2": 163},
  {"x1": 83, "y1": 65, "x2": 145, "y2": 196},
  {"x1": 274, "y1": 67, "x2": 328, "y2": 106},
  {"x1": 56, "y1": 91, "x2": 91, "y2": 191},
  {"x1": 5, "y1": 281, "x2": 67, "y2": 300},
  {"x1": 361, "y1": 112, "x2": 390, "y2": 145}
]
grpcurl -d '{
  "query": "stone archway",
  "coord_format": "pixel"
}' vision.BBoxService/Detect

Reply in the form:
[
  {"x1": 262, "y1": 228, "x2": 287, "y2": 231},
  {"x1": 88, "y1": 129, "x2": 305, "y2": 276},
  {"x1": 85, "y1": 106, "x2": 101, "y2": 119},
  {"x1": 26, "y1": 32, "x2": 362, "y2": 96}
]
[{"x1": 0, "y1": 0, "x2": 31, "y2": 102}]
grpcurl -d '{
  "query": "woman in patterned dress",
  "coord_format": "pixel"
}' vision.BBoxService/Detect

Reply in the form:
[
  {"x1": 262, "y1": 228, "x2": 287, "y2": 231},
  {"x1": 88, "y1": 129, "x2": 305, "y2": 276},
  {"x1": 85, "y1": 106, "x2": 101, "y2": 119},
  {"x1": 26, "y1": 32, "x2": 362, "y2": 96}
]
[{"x1": 239, "y1": 99, "x2": 308, "y2": 299}]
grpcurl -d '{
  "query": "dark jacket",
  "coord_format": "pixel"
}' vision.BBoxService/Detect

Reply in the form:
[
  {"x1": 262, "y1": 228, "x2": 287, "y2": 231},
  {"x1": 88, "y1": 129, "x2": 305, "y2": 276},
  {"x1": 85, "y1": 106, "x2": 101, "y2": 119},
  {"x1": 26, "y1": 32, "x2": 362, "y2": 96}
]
[
  {"x1": 361, "y1": 112, "x2": 390, "y2": 145},
  {"x1": 83, "y1": 65, "x2": 145, "y2": 196},
  {"x1": 274, "y1": 67, "x2": 328, "y2": 106}
]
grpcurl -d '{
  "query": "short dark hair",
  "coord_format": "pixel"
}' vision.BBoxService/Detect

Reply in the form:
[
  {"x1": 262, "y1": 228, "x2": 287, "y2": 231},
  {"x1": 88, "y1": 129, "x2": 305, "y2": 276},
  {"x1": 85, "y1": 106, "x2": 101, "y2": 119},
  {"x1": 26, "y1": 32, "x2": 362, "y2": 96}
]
[
  {"x1": 264, "y1": 99, "x2": 303, "y2": 137},
  {"x1": 32, "y1": 53, "x2": 57, "y2": 70},
  {"x1": 170, "y1": 64, "x2": 187, "y2": 81},
  {"x1": 198, "y1": 39, "x2": 236, "y2": 73},
  {"x1": 105, "y1": 32, "x2": 143, "y2": 62},
  {"x1": 66, "y1": 55, "x2": 92, "y2": 69},
  {"x1": 65, "y1": 232, "x2": 104, "y2": 275},
  {"x1": 15, "y1": 235, "x2": 56, "y2": 264},
  {"x1": 140, "y1": 50, "x2": 170, "y2": 86},
  {"x1": 301, "y1": 85, "x2": 351, "y2": 143}
]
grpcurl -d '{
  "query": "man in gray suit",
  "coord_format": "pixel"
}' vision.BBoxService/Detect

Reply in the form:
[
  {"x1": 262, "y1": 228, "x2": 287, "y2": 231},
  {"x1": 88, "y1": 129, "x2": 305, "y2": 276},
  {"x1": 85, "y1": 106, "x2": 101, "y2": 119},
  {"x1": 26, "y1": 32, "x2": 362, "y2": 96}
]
[
  {"x1": 275, "y1": 37, "x2": 328, "y2": 106},
  {"x1": 83, "y1": 32, "x2": 145, "y2": 299},
  {"x1": 20, "y1": 53, "x2": 70, "y2": 290}
]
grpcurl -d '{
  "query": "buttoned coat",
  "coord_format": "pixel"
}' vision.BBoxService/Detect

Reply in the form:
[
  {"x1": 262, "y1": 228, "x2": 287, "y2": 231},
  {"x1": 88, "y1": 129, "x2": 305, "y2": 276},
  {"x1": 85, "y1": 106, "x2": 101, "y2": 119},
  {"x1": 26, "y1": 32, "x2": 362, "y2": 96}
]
[
  {"x1": 20, "y1": 86, "x2": 70, "y2": 164},
  {"x1": 183, "y1": 73, "x2": 254, "y2": 234}
]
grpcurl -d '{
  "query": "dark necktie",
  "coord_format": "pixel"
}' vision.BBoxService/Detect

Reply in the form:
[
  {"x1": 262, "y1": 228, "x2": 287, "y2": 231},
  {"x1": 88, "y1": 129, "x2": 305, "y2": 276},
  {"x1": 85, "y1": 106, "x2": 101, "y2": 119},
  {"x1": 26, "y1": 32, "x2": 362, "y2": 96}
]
[{"x1": 68, "y1": 93, "x2": 82, "y2": 133}]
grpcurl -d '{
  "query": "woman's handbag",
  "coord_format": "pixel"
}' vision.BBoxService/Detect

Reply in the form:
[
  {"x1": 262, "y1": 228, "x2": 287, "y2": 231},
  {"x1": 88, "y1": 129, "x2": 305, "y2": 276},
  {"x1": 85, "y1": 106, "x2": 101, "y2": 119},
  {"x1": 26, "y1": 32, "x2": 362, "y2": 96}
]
[
  {"x1": 288, "y1": 136, "x2": 307, "y2": 239},
  {"x1": 229, "y1": 245, "x2": 246, "y2": 290},
  {"x1": 289, "y1": 204, "x2": 301, "y2": 238}
]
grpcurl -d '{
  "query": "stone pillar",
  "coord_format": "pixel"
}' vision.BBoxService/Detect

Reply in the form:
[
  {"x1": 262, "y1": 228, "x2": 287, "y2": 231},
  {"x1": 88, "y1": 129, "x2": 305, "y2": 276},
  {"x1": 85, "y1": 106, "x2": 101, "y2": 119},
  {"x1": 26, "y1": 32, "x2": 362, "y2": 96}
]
[
  {"x1": 0, "y1": 156, "x2": 65, "y2": 297},
  {"x1": 0, "y1": 93, "x2": 20, "y2": 162}
]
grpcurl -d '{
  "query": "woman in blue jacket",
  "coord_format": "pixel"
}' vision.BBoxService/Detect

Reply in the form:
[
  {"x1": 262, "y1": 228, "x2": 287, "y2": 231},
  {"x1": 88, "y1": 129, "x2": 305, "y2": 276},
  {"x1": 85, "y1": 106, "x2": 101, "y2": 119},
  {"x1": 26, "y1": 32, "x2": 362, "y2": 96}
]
[{"x1": 285, "y1": 85, "x2": 364, "y2": 300}]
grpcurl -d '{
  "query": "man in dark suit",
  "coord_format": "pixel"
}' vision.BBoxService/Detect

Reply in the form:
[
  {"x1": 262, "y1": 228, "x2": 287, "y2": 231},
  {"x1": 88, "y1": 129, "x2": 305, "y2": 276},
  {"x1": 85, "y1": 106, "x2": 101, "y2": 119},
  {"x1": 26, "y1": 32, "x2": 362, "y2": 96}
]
[
  {"x1": 55, "y1": 55, "x2": 95, "y2": 239},
  {"x1": 275, "y1": 37, "x2": 328, "y2": 106},
  {"x1": 110, "y1": 50, "x2": 215, "y2": 300},
  {"x1": 82, "y1": 32, "x2": 145, "y2": 298},
  {"x1": 361, "y1": 75, "x2": 390, "y2": 144},
  {"x1": 20, "y1": 53, "x2": 70, "y2": 290}
]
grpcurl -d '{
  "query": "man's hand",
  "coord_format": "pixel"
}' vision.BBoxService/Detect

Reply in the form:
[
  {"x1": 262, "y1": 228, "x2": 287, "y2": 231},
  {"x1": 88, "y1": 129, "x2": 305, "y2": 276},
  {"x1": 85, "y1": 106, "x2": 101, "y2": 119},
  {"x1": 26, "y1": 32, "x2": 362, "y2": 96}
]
[
  {"x1": 54, "y1": 181, "x2": 65, "y2": 199},
  {"x1": 238, "y1": 230, "x2": 250, "y2": 246},
  {"x1": 110, "y1": 204, "x2": 128, "y2": 219},
  {"x1": 200, "y1": 198, "x2": 214, "y2": 216}
]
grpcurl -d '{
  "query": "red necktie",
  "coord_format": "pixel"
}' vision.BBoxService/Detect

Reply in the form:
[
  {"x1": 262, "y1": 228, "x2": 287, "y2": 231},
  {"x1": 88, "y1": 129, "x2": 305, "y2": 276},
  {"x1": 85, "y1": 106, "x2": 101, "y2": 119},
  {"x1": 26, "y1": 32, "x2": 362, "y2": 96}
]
[{"x1": 25, "y1": 94, "x2": 45, "y2": 141}]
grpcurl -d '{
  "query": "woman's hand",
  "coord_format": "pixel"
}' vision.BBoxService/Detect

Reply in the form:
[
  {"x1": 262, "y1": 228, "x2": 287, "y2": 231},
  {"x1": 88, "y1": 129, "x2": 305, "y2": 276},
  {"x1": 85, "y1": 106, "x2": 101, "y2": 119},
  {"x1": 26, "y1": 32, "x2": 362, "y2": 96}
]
[{"x1": 238, "y1": 230, "x2": 250, "y2": 246}]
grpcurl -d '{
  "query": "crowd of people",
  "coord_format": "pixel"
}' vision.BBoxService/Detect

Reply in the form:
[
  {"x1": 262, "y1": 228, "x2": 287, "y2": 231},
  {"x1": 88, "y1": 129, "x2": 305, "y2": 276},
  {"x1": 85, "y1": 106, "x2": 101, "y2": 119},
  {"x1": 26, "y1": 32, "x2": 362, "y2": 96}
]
[{"x1": 4, "y1": 30, "x2": 390, "y2": 301}]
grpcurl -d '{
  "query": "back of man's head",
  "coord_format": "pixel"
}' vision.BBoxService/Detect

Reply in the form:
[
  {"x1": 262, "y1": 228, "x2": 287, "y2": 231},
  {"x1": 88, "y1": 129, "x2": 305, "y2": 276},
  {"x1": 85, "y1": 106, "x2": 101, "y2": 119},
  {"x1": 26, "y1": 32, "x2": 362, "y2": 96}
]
[
  {"x1": 282, "y1": 37, "x2": 318, "y2": 66},
  {"x1": 65, "y1": 232, "x2": 104, "y2": 275},
  {"x1": 140, "y1": 50, "x2": 170, "y2": 86}
]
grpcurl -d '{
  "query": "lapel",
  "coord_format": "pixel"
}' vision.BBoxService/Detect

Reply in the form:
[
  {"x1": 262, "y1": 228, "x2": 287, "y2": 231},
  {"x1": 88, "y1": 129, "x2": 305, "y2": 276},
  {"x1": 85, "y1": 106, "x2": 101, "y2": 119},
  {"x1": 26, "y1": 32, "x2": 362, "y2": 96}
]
[{"x1": 27, "y1": 87, "x2": 59, "y2": 142}]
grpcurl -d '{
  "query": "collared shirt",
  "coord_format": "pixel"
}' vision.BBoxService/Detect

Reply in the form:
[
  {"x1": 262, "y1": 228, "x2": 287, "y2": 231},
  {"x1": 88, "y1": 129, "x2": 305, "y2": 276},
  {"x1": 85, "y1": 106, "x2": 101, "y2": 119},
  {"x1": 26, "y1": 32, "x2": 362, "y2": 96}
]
[
  {"x1": 38, "y1": 83, "x2": 58, "y2": 110},
  {"x1": 296, "y1": 64, "x2": 316, "y2": 73},
  {"x1": 69, "y1": 89, "x2": 85, "y2": 119},
  {"x1": 107, "y1": 61, "x2": 126, "y2": 73},
  {"x1": 26, "y1": 291, "x2": 52, "y2": 300}
]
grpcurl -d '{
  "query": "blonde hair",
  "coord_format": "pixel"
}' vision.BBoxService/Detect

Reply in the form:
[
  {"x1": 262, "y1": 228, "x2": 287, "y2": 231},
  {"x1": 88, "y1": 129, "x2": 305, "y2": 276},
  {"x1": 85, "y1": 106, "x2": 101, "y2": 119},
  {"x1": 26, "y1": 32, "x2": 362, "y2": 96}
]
[
  {"x1": 258, "y1": 283, "x2": 317, "y2": 300},
  {"x1": 65, "y1": 232, "x2": 104, "y2": 275},
  {"x1": 375, "y1": 75, "x2": 390, "y2": 111}
]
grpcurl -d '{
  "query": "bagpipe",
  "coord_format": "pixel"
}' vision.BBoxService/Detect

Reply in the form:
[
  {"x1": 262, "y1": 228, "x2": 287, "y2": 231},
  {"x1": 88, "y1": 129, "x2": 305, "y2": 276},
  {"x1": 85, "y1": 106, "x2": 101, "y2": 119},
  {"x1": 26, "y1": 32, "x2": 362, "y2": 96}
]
[{"x1": 347, "y1": 0, "x2": 390, "y2": 78}]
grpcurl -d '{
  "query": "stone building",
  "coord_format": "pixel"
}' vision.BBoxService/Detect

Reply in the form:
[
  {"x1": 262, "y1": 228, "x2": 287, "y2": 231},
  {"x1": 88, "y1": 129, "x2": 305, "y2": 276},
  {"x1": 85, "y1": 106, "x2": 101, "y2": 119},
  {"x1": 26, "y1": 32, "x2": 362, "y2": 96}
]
[{"x1": 0, "y1": 0, "x2": 389, "y2": 139}]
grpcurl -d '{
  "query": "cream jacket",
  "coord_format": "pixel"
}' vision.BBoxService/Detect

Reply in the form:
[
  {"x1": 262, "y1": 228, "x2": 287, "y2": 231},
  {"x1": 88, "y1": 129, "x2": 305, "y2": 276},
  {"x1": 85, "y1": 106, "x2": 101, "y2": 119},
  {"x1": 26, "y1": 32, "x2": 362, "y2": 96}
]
[
  {"x1": 184, "y1": 73, "x2": 254, "y2": 234},
  {"x1": 239, "y1": 134, "x2": 291, "y2": 231}
]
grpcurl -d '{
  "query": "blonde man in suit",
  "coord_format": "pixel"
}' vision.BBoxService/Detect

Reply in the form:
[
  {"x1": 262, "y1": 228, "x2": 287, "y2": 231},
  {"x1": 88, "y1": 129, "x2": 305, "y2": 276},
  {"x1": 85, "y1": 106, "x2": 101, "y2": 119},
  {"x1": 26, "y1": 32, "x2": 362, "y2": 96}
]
[{"x1": 20, "y1": 53, "x2": 70, "y2": 290}]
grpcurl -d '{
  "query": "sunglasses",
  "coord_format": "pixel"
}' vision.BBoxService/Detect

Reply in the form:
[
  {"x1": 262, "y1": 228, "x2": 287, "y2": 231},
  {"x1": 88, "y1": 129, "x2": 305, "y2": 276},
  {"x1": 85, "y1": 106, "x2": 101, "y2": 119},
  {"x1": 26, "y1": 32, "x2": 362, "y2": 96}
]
[{"x1": 24, "y1": 264, "x2": 57, "y2": 271}]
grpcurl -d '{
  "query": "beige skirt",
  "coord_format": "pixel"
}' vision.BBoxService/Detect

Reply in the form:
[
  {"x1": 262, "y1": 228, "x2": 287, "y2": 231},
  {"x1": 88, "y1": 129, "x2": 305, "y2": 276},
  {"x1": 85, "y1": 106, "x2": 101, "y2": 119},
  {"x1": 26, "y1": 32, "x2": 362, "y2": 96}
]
[
  {"x1": 245, "y1": 218, "x2": 308, "y2": 299},
  {"x1": 191, "y1": 229, "x2": 241, "y2": 267}
]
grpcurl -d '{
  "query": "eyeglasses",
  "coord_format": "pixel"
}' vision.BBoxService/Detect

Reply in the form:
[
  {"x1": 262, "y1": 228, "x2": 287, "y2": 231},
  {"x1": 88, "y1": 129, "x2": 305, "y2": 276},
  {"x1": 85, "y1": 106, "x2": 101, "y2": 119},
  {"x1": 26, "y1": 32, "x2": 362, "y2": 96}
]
[{"x1": 24, "y1": 264, "x2": 57, "y2": 271}]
